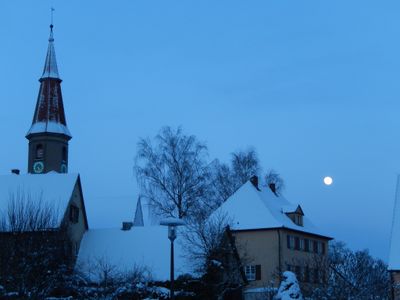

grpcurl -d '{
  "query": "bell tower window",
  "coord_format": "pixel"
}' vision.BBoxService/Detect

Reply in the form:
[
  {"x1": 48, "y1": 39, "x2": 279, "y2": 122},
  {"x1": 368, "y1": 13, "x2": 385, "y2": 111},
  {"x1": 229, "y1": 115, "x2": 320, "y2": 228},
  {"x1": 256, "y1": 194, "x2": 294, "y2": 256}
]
[
  {"x1": 36, "y1": 144, "x2": 44, "y2": 159},
  {"x1": 62, "y1": 147, "x2": 67, "y2": 162}
]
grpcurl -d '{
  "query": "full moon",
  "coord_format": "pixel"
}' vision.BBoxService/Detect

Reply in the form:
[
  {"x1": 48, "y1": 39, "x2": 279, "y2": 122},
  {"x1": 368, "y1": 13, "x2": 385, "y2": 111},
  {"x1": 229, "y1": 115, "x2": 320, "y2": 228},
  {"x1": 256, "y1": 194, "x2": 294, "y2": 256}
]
[{"x1": 324, "y1": 176, "x2": 333, "y2": 185}]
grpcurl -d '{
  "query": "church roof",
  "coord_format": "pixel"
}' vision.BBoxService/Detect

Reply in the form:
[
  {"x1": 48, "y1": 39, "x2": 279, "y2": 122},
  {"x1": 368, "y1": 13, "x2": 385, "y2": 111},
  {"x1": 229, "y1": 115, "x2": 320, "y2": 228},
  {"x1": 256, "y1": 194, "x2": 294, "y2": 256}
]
[
  {"x1": 388, "y1": 176, "x2": 400, "y2": 270},
  {"x1": 76, "y1": 226, "x2": 192, "y2": 282},
  {"x1": 27, "y1": 24, "x2": 71, "y2": 139},
  {"x1": 133, "y1": 196, "x2": 144, "y2": 226},
  {"x1": 211, "y1": 179, "x2": 331, "y2": 239},
  {"x1": 0, "y1": 172, "x2": 80, "y2": 230}
]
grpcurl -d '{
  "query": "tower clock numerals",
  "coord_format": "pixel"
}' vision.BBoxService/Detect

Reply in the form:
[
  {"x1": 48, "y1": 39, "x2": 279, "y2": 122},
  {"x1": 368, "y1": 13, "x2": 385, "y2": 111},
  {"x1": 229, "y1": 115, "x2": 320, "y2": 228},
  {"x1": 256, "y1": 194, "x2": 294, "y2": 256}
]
[{"x1": 33, "y1": 161, "x2": 44, "y2": 174}]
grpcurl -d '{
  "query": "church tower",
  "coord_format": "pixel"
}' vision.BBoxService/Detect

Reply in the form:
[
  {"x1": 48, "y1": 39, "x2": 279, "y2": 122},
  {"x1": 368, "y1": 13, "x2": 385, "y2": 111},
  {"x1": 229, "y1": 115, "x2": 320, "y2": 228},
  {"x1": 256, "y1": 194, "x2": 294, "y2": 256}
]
[{"x1": 26, "y1": 24, "x2": 72, "y2": 174}]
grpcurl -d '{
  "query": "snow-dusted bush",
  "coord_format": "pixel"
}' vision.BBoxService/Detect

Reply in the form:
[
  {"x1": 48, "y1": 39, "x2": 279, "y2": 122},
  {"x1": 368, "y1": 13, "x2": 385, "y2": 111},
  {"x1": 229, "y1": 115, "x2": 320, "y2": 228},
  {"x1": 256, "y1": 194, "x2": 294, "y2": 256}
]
[{"x1": 274, "y1": 271, "x2": 303, "y2": 300}]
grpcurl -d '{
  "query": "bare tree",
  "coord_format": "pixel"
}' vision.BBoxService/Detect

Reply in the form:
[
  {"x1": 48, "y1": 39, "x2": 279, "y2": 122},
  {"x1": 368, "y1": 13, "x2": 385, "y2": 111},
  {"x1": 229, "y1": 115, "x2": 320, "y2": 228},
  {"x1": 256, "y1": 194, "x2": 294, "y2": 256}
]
[
  {"x1": 209, "y1": 160, "x2": 236, "y2": 205},
  {"x1": 135, "y1": 126, "x2": 211, "y2": 219},
  {"x1": 211, "y1": 149, "x2": 261, "y2": 205},
  {"x1": 2, "y1": 190, "x2": 59, "y2": 232},
  {"x1": 231, "y1": 148, "x2": 260, "y2": 186},
  {"x1": 0, "y1": 192, "x2": 69, "y2": 299},
  {"x1": 309, "y1": 241, "x2": 390, "y2": 299},
  {"x1": 264, "y1": 169, "x2": 285, "y2": 195},
  {"x1": 181, "y1": 211, "x2": 245, "y2": 299}
]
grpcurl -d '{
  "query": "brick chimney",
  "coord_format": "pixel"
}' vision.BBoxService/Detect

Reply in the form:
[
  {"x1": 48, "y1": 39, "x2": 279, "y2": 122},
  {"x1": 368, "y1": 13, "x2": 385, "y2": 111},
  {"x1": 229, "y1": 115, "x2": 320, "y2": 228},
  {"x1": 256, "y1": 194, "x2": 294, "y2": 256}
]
[
  {"x1": 269, "y1": 183, "x2": 277, "y2": 195},
  {"x1": 250, "y1": 175, "x2": 260, "y2": 191},
  {"x1": 121, "y1": 222, "x2": 133, "y2": 231},
  {"x1": 11, "y1": 169, "x2": 20, "y2": 175}
]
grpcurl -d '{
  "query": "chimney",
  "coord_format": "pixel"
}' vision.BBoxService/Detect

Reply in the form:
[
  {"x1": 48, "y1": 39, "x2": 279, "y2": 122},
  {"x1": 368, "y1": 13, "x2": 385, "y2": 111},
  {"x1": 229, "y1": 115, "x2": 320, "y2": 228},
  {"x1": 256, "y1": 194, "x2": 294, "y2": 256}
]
[
  {"x1": 121, "y1": 222, "x2": 133, "y2": 231},
  {"x1": 250, "y1": 175, "x2": 260, "y2": 190},
  {"x1": 269, "y1": 183, "x2": 277, "y2": 195},
  {"x1": 11, "y1": 169, "x2": 20, "y2": 175}
]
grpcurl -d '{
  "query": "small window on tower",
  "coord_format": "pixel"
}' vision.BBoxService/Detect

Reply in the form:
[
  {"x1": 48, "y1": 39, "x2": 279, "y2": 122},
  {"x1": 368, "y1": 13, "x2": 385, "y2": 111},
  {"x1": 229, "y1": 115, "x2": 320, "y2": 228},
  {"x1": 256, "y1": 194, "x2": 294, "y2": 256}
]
[
  {"x1": 62, "y1": 147, "x2": 67, "y2": 162},
  {"x1": 36, "y1": 144, "x2": 44, "y2": 159}
]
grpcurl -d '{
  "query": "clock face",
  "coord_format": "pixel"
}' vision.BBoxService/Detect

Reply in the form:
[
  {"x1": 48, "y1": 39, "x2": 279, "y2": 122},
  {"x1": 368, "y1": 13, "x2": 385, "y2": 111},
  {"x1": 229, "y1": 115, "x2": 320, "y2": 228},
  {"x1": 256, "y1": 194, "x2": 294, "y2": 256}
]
[{"x1": 33, "y1": 161, "x2": 44, "y2": 174}]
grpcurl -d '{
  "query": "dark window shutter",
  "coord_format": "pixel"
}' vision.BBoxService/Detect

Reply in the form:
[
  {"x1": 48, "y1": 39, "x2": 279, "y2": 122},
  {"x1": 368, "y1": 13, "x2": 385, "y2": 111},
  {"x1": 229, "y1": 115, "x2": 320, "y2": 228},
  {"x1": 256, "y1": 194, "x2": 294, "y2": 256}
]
[
  {"x1": 314, "y1": 269, "x2": 319, "y2": 283},
  {"x1": 295, "y1": 237, "x2": 300, "y2": 250},
  {"x1": 305, "y1": 239, "x2": 309, "y2": 252},
  {"x1": 313, "y1": 241, "x2": 318, "y2": 253},
  {"x1": 304, "y1": 266, "x2": 309, "y2": 282},
  {"x1": 287, "y1": 235, "x2": 290, "y2": 249},
  {"x1": 295, "y1": 266, "x2": 301, "y2": 280},
  {"x1": 322, "y1": 242, "x2": 326, "y2": 255},
  {"x1": 255, "y1": 265, "x2": 261, "y2": 280}
]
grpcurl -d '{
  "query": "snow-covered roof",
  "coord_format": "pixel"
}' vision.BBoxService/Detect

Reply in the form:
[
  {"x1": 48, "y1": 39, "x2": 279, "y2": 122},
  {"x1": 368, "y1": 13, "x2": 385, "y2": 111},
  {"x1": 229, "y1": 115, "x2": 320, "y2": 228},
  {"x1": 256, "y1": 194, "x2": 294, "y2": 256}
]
[
  {"x1": 0, "y1": 172, "x2": 79, "y2": 229},
  {"x1": 26, "y1": 121, "x2": 71, "y2": 137},
  {"x1": 76, "y1": 226, "x2": 192, "y2": 282},
  {"x1": 211, "y1": 180, "x2": 331, "y2": 238},
  {"x1": 388, "y1": 176, "x2": 400, "y2": 270}
]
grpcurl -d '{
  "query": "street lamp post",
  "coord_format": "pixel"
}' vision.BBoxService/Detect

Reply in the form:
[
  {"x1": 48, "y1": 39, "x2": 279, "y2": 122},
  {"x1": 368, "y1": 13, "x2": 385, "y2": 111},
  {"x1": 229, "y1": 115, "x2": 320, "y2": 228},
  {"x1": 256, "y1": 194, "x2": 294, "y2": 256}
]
[{"x1": 160, "y1": 218, "x2": 185, "y2": 300}]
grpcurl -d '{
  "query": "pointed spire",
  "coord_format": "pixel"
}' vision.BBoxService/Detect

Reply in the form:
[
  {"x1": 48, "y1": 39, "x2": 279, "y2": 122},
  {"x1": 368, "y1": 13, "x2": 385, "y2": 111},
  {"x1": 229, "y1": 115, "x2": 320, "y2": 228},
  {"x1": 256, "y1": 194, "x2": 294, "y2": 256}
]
[
  {"x1": 26, "y1": 23, "x2": 71, "y2": 139},
  {"x1": 133, "y1": 196, "x2": 144, "y2": 226},
  {"x1": 41, "y1": 24, "x2": 60, "y2": 79}
]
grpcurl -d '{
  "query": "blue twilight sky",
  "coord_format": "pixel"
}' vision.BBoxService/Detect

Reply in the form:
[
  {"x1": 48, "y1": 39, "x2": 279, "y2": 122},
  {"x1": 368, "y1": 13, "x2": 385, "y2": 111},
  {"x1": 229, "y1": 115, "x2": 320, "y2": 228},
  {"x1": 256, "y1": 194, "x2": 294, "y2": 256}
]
[{"x1": 1, "y1": 1, "x2": 400, "y2": 260}]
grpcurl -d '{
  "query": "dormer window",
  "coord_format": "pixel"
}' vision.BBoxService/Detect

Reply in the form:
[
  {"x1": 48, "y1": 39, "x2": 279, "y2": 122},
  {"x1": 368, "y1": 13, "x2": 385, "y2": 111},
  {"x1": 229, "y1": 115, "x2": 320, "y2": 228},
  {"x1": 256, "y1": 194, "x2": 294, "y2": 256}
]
[
  {"x1": 285, "y1": 205, "x2": 304, "y2": 226},
  {"x1": 294, "y1": 214, "x2": 303, "y2": 226}
]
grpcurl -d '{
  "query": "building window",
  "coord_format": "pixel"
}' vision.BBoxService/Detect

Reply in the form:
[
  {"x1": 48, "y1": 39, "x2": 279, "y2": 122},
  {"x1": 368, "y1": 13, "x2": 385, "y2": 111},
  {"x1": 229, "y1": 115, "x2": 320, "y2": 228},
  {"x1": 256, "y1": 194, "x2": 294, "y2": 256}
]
[
  {"x1": 313, "y1": 240, "x2": 318, "y2": 253},
  {"x1": 36, "y1": 144, "x2": 44, "y2": 159},
  {"x1": 300, "y1": 238, "x2": 305, "y2": 251},
  {"x1": 245, "y1": 265, "x2": 256, "y2": 281},
  {"x1": 304, "y1": 266, "x2": 310, "y2": 282},
  {"x1": 317, "y1": 242, "x2": 322, "y2": 254},
  {"x1": 69, "y1": 205, "x2": 79, "y2": 223},
  {"x1": 295, "y1": 266, "x2": 302, "y2": 281},
  {"x1": 62, "y1": 147, "x2": 67, "y2": 162},
  {"x1": 294, "y1": 214, "x2": 303, "y2": 226},
  {"x1": 295, "y1": 237, "x2": 300, "y2": 250},
  {"x1": 245, "y1": 265, "x2": 261, "y2": 281},
  {"x1": 304, "y1": 239, "x2": 310, "y2": 252},
  {"x1": 286, "y1": 213, "x2": 304, "y2": 226},
  {"x1": 313, "y1": 268, "x2": 320, "y2": 284},
  {"x1": 287, "y1": 235, "x2": 295, "y2": 249}
]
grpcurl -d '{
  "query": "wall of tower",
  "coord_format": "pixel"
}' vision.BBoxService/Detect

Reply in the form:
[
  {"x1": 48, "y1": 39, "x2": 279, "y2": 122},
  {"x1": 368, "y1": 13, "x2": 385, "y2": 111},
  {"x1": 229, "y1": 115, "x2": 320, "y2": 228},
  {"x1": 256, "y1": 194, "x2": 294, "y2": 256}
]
[{"x1": 28, "y1": 133, "x2": 69, "y2": 174}]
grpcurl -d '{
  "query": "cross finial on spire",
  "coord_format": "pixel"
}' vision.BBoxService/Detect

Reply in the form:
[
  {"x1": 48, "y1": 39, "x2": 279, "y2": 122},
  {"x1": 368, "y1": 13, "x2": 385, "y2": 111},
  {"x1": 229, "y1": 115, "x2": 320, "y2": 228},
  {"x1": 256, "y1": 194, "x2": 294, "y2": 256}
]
[
  {"x1": 49, "y1": 7, "x2": 55, "y2": 42},
  {"x1": 51, "y1": 7, "x2": 55, "y2": 25}
]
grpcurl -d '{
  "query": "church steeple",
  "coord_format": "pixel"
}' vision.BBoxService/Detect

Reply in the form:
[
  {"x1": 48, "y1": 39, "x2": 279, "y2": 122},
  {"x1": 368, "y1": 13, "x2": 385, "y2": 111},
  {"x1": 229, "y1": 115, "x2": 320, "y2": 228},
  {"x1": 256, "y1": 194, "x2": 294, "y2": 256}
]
[
  {"x1": 26, "y1": 24, "x2": 72, "y2": 174},
  {"x1": 41, "y1": 25, "x2": 60, "y2": 80}
]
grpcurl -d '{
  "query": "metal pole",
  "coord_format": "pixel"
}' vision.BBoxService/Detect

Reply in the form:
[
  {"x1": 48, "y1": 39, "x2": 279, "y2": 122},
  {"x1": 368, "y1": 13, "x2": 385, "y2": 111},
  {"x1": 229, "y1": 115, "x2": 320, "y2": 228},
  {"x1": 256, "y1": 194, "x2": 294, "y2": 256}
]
[{"x1": 170, "y1": 239, "x2": 175, "y2": 300}]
